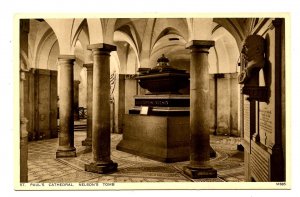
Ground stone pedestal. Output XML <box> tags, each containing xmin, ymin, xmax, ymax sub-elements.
<box><xmin>82</xmin><ymin>63</ymin><xmax>93</xmax><ymax>146</ymax></box>
<box><xmin>56</xmin><ymin>55</ymin><xmax>76</xmax><ymax>158</ymax></box>
<box><xmin>84</xmin><ymin>43</ymin><xmax>118</xmax><ymax>174</ymax></box>
<box><xmin>117</xmin><ymin>115</ymin><xmax>190</xmax><ymax>162</ymax></box>
<box><xmin>118</xmin><ymin>94</ymin><xmax>191</xmax><ymax>162</ymax></box>
<box><xmin>184</xmin><ymin>40</ymin><xmax>217</xmax><ymax>178</ymax></box>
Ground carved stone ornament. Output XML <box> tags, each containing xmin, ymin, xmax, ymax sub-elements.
<box><xmin>238</xmin><ymin>35</ymin><xmax>266</xmax><ymax>84</ymax></box>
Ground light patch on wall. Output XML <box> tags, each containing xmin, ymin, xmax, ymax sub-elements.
<box><xmin>209</xmin><ymin>26</ymin><xmax>239</xmax><ymax>74</ymax></box>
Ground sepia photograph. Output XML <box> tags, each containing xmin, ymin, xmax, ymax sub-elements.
<box><xmin>15</xmin><ymin>15</ymin><xmax>290</xmax><ymax>190</ymax></box>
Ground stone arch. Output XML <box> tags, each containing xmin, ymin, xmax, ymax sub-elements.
<box><xmin>185</xmin><ymin>18</ymin><xmax>214</xmax><ymax>40</ymax></box>
<box><xmin>114</xmin><ymin>30</ymin><xmax>140</xmax><ymax>71</ymax></box>
<box><xmin>186</xmin><ymin>18</ymin><xmax>193</xmax><ymax>41</ymax></box>
<box><xmin>149</xmin><ymin>44</ymin><xmax>189</xmax><ymax>71</ymax></box>
<box><xmin>151</xmin><ymin>27</ymin><xmax>186</xmax><ymax>52</ymax></box>
<box><xmin>139</xmin><ymin>18</ymin><xmax>189</xmax><ymax>68</ymax></box>
<box><xmin>151</xmin><ymin>33</ymin><xmax>186</xmax><ymax>56</ymax></box>
<box><xmin>104</xmin><ymin>18</ymin><xmax>117</xmax><ymax>44</ymax></box>
<box><xmin>151</xmin><ymin>19</ymin><xmax>188</xmax><ymax>48</ymax></box>
<box><xmin>74</xmin><ymin>40</ymin><xmax>84</xmax><ymax>81</ymax></box>
<box><xmin>86</xmin><ymin>18</ymin><xmax>104</xmax><ymax>44</ymax></box>
<box><xmin>47</xmin><ymin>41</ymin><xmax>59</xmax><ymax>70</ymax></box>
<box><xmin>44</xmin><ymin>19</ymin><xmax>77</xmax><ymax>55</ymax></box>
<box><xmin>34</xmin><ymin>27</ymin><xmax>59</xmax><ymax>70</ymax></box>
<box><xmin>116</xmin><ymin>23</ymin><xmax>142</xmax><ymax>53</ymax></box>
<box><xmin>154</xmin><ymin>27</ymin><xmax>185</xmax><ymax>43</ymax></box>
<box><xmin>149</xmin><ymin>20</ymin><xmax>189</xmax><ymax>70</ymax></box>
<box><xmin>209</xmin><ymin>24</ymin><xmax>240</xmax><ymax>74</ymax></box>
<box><xmin>70</xmin><ymin>19</ymin><xmax>89</xmax><ymax>47</ymax></box>
<box><xmin>213</xmin><ymin>18</ymin><xmax>245</xmax><ymax>51</ymax></box>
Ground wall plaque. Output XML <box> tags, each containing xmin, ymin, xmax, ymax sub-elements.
<box><xmin>259</xmin><ymin>103</ymin><xmax>274</xmax><ymax>146</ymax></box>
<box><xmin>243</xmin><ymin>96</ymin><xmax>251</xmax><ymax>143</ymax></box>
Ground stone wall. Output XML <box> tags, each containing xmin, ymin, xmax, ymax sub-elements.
<box><xmin>209</xmin><ymin>73</ymin><xmax>239</xmax><ymax>136</ymax></box>
<box><xmin>241</xmin><ymin>18</ymin><xmax>285</xmax><ymax>181</ymax></box>
<box><xmin>24</xmin><ymin>69</ymin><xmax>58</xmax><ymax>141</ymax></box>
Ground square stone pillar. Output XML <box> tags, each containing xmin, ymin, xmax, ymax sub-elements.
<box><xmin>183</xmin><ymin>40</ymin><xmax>217</xmax><ymax>178</ymax></box>
<box><xmin>73</xmin><ymin>80</ymin><xmax>81</xmax><ymax>121</ymax></box>
<box><xmin>20</xmin><ymin>70</ymin><xmax>28</xmax><ymax>182</ymax></box>
<box><xmin>50</xmin><ymin>71</ymin><xmax>58</xmax><ymax>138</ymax></box>
<box><xmin>84</xmin><ymin>43</ymin><xmax>118</xmax><ymax>174</ymax></box>
<box><xmin>117</xmin><ymin>74</ymin><xmax>125</xmax><ymax>133</ymax></box>
<box><xmin>82</xmin><ymin>63</ymin><xmax>93</xmax><ymax>146</ymax></box>
<box><xmin>56</xmin><ymin>55</ymin><xmax>76</xmax><ymax>158</ymax></box>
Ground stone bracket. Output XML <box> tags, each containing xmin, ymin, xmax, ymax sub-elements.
<box><xmin>241</xmin><ymin>86</ymin><xmax>270</xmax><ymax>103</ymax></box>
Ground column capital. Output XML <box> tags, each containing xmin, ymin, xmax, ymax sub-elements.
<box><xmin>87</xmin><ymin>43</ymin><xmax>117</xmax><ymax>52</ymax></box>
<box><xmin>186</xmin><ymin>40</ymin><xmax>215</xmax><ymax>49</ymax></box>
<box><xmin>58</xmin><ymin>55</ymin><xmax>76</xmax><ymax>65</ymax></box>
<box><xmin>58</xmin><ymin>55</ymin><xmax>76</xmax><ymax>60</ymax></box>
<box><xmin>83</xmin><ymin>63</ymin><xmax>93</xmax><ymax>71</ymax></box>
<box><xmin>58</xmin><ymin>55</ymin><xmax>75</xmax><ymax>66</ymax></box>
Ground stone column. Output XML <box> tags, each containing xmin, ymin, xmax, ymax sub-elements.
<box><xmin>82</xmin><ymin>63</ymin><xmax>93</xmax><ymax>146</ymax></box>
<box><xmin>184</xmin><ymin>40</ymin><xmax>217</xmax><ymax>178</ymax></box>
<box><xmin>73</xmin><ymin>80</ymin><xmax>81</xmax><ymax>120</ymax></box>
<box><xmin>85</xmin><ymin>44</ymin><xmax>118</xmax><ymax>173</ymax></box>
<box><xmin>20</xmin><ymin>70</ymin><xmax>28</xmax><ymax>182</ymax></box>
<box><xmin>56</xmin><ymin>55</ymin><xmax>76</xmax><ymax>158</ymax></box>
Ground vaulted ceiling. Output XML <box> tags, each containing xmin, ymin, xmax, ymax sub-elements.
<box><xmin>26</xmin><ymin>17</ymin><xmax>263</xmax><ymax>75</ymax></box>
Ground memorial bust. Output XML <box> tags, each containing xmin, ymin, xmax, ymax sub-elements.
<box><xmin>238</xmin><ymin>35</ymin><xmax>266</xmax><ymax>84</ymax></box>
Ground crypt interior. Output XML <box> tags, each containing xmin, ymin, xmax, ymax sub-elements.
<box><xmin>19</xmin><ymin>17</ymin><xmax>286</xmax><ymax>183</ymax></box>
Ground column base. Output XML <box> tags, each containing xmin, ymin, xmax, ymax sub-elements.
<box><xmin>82</xmin><ymin>138</ymin><xmax>92</xmax><ymax>146</ymax></box>
<box><xmin>56</xmin><ymin>147</ymin><xmax>76</xmax><ymax>158</ymax></box>
<box><xmin>210</xmin><ymin>146</ymin><xmax>217</xmax><ymax>158</ymax></box>
<box><xmin>85</xmin><ymin>162</ymin><xmax>118</xmax><ymax>174</ymax></box>
<box><xmin>183</xmin><ymin>165</ymin><xmax>217</xmax><ymax>179</ymax></box>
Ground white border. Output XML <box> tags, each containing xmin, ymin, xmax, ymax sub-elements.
<box><xmin>1</xmin><ymin>0</ymin><xmax>299</xmax><ymax>196</ymax></box>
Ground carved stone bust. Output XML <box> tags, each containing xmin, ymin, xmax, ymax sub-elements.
<box><xmin>238</xmin><ymin>35</ymin><xmax>266</xmax><ymax>84</ymax></box>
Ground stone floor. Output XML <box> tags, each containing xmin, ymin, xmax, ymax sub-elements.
<box><xmin>28</xmin><ymin>125</ymin><xmax>244</xmax><ymax>183</ymax></box>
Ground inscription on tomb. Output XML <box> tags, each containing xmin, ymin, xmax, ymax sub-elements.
<box><xmin>243</xmin><ymin>97</ymin><xmax>251</xmax><ymax>143</ymax></box>
<box><xmin>135</xmin><ymin>99</ymin><xmax>189</xmax><ymax>107</ymax></box>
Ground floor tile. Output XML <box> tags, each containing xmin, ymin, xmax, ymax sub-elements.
<box><xmin>27</xmin><ymin>130</ymin><xmax>245</xmax><ymax>183</ymax></box>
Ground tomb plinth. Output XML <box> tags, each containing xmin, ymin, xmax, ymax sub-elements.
<box><xmin>117</xmin><ymin>54</ymin><xmax>191</xmax><ymax>162</ymax></box>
